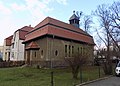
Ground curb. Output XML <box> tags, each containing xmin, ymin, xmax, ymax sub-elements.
<box><xmin>76</xmin><ymin>75</ymin><xmax>113</xmax><ymax>86</ymax></box>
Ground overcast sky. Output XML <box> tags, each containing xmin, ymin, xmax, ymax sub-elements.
<box><xmin>0</xmin><ymin>0</ymin><xmax>119</xmax><ymax>46</ymax></box>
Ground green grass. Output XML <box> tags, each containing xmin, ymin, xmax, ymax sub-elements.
<box><xmin>0</xmin><ymin>66</ymin><xmax>105</xmax><ymax>86</ymax></box>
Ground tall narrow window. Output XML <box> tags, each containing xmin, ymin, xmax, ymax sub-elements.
<box><xmin>41</xmin><ymin>50</ymin><xmax>43</xmax><ymax>56</ymax></box>
<box><xmin>65</xmin><ymin>45</ymin><xmax>67</xmax><ymax>57</ymax></box>
<box><xmin>72</xmin><ymin>46</ymin><xmax>74</xmax><ymax>56</ymax></box>
<box><xmin>78</xmin><ymin>47</ymin><xmax>79</xmax><ymax>54</ymax></box>
<box><xmin>81</xmin><ymin>47</ymin><xmax>82</xmax><ymax>55</ymax></box>
<box><xmin>83</xmin><ymin>47</ymin><xmax>85</xmax><ymax>55</ymax></box>
<box><xmin>35</xmin><ymin>51</ymin><xmax>36</xmax><ymax>57</ymax></box>
<box><xmin>41</xmin><ymin>50</ymin><xmax>43</xmax><ymax>59</ymax></box>
<box><xmin>55</xmin><ymin>50</ymin><xmax>58</xmax><ymax>56</ymax></box>
<box><xmin>69</xmin><ymin>45</ymin><xmax>71</xmax><ymax>57</ymax></box>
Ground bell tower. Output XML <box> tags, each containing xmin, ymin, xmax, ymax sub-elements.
<box><xmin>69</xmin><ymin>11</ymin><xmax>79</xmax><ymax>28</ymax></box>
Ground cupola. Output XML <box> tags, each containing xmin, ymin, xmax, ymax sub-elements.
<box><xmin>69</xmin><ymin>11</ymin><xmax>79</xmax><ymax>28</ymax></box>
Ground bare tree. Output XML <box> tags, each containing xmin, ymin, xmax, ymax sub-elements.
<box><xmin>82</xmin><ymin>15</ymin><xmax>93</xmax><ymax>33</ymax></box>
<box><xmin>65</xmin><ymin>53</ymin><xmax>88</xmax><ymax>79</ymax></box>
<box><xmin>94</xmin><ymin>1</ymin><xmax>120</xmax><ymax>75</ymax></box>
<box><xmin>96</xmin><ymin>2</ymin><xmax>120</xmax><ymax>51</ymax></box>
<box><xmin>109</xmin><ymin>1</ymin><xmax>120</xmax><ymax>52</ymax></box>
<box><xmin>94</xmin><ymin>4</ymin><xmax>113</xmax><ymax>75</ymax></box>
<box><xmin>76</xmin><ymin>11</ymin><xmax>93</xmax><ymax>33</ymax></box>
<box><xmin>110</xmin><ymin>2</ymin><xmax>120</xmax><ymax>29</ymax></box>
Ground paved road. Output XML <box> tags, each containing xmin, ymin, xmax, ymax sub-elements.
<box><xmin>83</xmin><ymin>76</ymin><xmax>120</xmax><ymax>86</ymax></box>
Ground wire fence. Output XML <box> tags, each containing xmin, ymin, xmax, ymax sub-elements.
<box><xmin>49</xmin><ymin>63</ymin><xmax>116</xmax><ymax>86</ymax></box>
<box><xmin>0</xmin><ymin>61</ymin><xmax>116</xmax><ymax>86</ymax></box>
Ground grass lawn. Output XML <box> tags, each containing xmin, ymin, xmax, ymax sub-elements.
<box><xmin>0</xmin><ymin>66</ymin><xmax>106</xmax><ymax>86</ymax></box>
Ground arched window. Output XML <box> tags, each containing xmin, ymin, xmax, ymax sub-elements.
<box><xmin>35</xmin><ymin>52</ymin><xmax>36</xmax><ymax>57</ymax></box>
<box><xmin>65</xmin><ymin>45</ymin><xmax>67</xmax><ymax>57</ymax></box>
<box><xmin>41</xmin><ymin>50</ymin><xmax>44</xmax><ymax>59</ymax></box>
<box><xmin>78</xmin><ymin>47</ymin><xmax>79</xmax><ymax>54</ymax></box>
<box><xmin>55</xmin><ymin>50</ymin><xmax>58</xmax><ymax>56</ymax></box>
<box><xmin>41</xmin><ymin>50</ymin><xmax>43</xmax><ymax>56</ymax></box>
<box><xmin>69</xmin><ymin>45</ymin><xmax>71</xmax><ymax>57</ymax></box>
<box><xmin>34</xmin><ymin>51</ymin><xmax>37</xmax><ymax>58</ymax></box>
<box><xmin>72</xmin><ymin>46</ymin><xmax>74</xmax><ymax>56</ymax></box>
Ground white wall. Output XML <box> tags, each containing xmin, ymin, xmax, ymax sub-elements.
<box><xmin>3</xmin><ymin>40</ymin><xmax>11</xmax><ymax>61</ymax></box>
<box><xmin>10</xmin><ymin>31</ymin><xmax>25</xmax><ymax>61</ymax></box>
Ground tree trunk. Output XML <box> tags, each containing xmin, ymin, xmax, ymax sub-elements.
<box><xmin>103</xmin><ymin>29</ymin><xmax>113</xmax><ymax>75</ymax></box>
<box><xmin>102</xmin><ymin>61</ymin><xmax>112</xmax><ymax>75</ymax></box>
<box><xmin>72</xmin><ymin>65</ymin><xmax>79</xmax><ymax>79</ymax></box>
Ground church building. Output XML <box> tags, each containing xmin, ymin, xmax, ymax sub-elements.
<box><xmin>23</xmin><ymin>12</ymin><xmax>95</xmax><ymax>67</ymax></box>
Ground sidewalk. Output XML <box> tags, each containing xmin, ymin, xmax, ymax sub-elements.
<box><xmin>76</xmin><ymin>75</ymin><xmax>113</xmax><ymax>86</ymax></box>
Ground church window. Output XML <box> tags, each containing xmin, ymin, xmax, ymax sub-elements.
<box><xmin>41</xmin><ymin>50</ymin><xmax>44</xmax><ymax>59</ymax></box>
<box><xmin>65</xmin><ymin>45</ymin><xmax>67</xmax><ymax>57</ymax></box>
<box><xmin>72</xmin><ymin>46</ymin><xmax>74</xmax><ymax>56</ymax></box>
<box><xmin>41</xmin><ymin>50</ymin><xmax>43</xmax><ymax>56</ymax></box>
<box><xmin>78</xmin><ymin>47</ymin><xmax>79</xmax><ymax>54</ymax></box>
<box><xmin>55</xmin><ymin>50</ymin><xmax>58</xmax><ymax>56</ymax></box>
<box><xmin>81</xmin><ymin>47</ymin><xmax>82</xmax><ymax>54</ymax></box>
<box><xmin>69</xmin><ymin>45</ymin><xmax>71</xmax><ymax>57</ymax></box>
<box><xmin>35</xmin><ymin>51</ymin><xmax>37</xmax><ymax>57</ymax></box>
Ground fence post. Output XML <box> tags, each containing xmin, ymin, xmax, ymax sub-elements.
<box><xmin>98</xmin><ymin>65</ymin><xmax>100</xmax><ymax>78</ymax></box>
<box><xmin>51</xmin><ymin>71</ymin><xmax>54</xmax><ymax>86</ymax></box>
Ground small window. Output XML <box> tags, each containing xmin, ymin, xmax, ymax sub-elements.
<box><xmin>69</xmin><ymin>45</ymin><xmax>71</xmax><ymax>57</ymax></box>
<box><xmin>65</xmin><ymin>45</ymin><xmax>67</xmax><ymax>57</ymax></box>
<box><xmin>83</xmin><ymin>47</ymin><xmax>85</xmax><ymax>55</ymax></box>
<box><xmin>81</xmin><ymin>47</ymin><xmax>82</xmax><ymax>54</ymax></box>
<box><xmin>55</xmin><ymin>50</ymin><xmax>58</xmax><ymax>56</ymax></box>
<box><xmin>35</xmin><ymin>51</ymin><xmax>36</xmax><ymax>57</ymax></box>
<box><xmin>78</xmin><ymin>47</ymin><xmax>79</xmax><ymax>53</ymax></box>
<box><xmin>72</xmin><ymin>46</ymin><xmax>74</xmax><ymax>56</ymax></box>
<box><xmin>65</xmin><ymin>45</ymin><xmax>67</xmax><ymax>53</ymax></box>
<box><xmin>41</xmin><ymin>50</ymin><xmax>43</xmax><ymax>56</ymax></box>
<box><xmin>72</xmin><ymin>46</ymin><xmax>74</xmax><ymax>53</ymax></box>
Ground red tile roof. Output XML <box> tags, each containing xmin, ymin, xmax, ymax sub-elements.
<box><xmin>5</xmin><ymin>35</ymin><xmax>13</xmax><ymax>46</ymax></box>
<box><xmin>19</xmin><ymin>26</ymin><xmax>34</xmax><ymax>40</ymax></box>
<box><xmin>25</xmin><ymin>41</ymin><xmax>40</xmax><ymax>50</ymax></box>
<box><xmin>24</xmin><ymin>17</ymin><xmax>95</xmax><ymax>45</ymax></box>
<box><xmin>20</xmin><ymin>26</ymin><xmax>34</xmax><ymax>32</ymax></box>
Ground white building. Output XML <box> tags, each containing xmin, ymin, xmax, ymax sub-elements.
<box><xmin>3</xmin><ymin>35</ymin><xmax>13</xmax><ymax>61</ymax></box>
<box><xmin>10</xmin><ymin>26</ymin><xmax>33</xmax><ymax>61</ymax></box>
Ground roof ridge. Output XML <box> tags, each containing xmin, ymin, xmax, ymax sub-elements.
<box><xmin>33</xmin><ymin>17</ymin><xmax>90</xmax><ymax>36</ymax></box>
<box><xmin>5</xmin><ymin>35</ymin><xmax>13</xmax><ymax>40</ymax></box>
<box><xmin>24</xmin><ymin>17</ymin><xmax>94</xmax><ymax>45</ymax></box>
<box><xmin>46</xmin><ymin>17</ymin><xmax>91</xmax><ymax>36</ymax></box>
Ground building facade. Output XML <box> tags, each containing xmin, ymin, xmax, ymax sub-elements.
<box><xmin>10</xmin><ymin>26</ymin><xmax>33</xmax><ymax>61</ymax></box>
<box><xmin>23</xmin><ymin>13</ymin><xmax>95</xmax><ymax>67</ymax></box>
<box><xmin>3</xmin><ymin>35</ymin><xmax>13</xmax><ymax>61</ymax></box>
